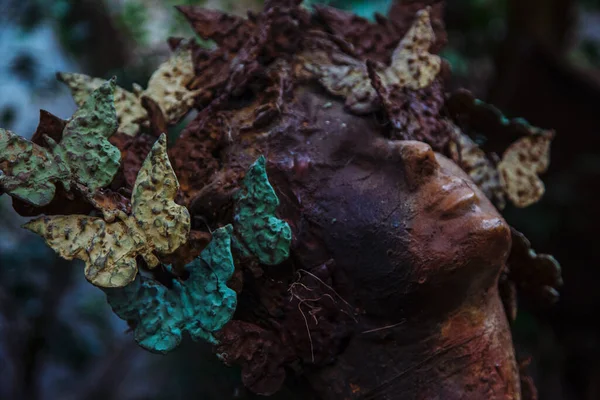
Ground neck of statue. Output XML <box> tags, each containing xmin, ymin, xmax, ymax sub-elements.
<box><xmin>302</xmin><ymin>287</ymin><xmax>521</xmax><ymax>400</ymax></box>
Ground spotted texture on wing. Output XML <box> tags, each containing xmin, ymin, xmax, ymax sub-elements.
<box><xmin>58</xmin><ymin>49</ymin><xmax>198</xmax><ymax>137</ymax></box>
<box><xmin>57</xmin><ymin>72</ymin><xmax>146</xmax><ymax>137</ymax></box>
<box><xmin>233</xmin><ymin>156</ymin><xmax>292</xmax><ymax>265</ymax></box>
<box><xmin>0</xmin><ymin>80</ymin><xmax>120</xmax><ymax>206</ymax></box>
<box><xmin>498</xmin><ymin>133</ymin><xmax>553</xmax><ymax>208</ymax></box>
<box><xmin>23</xmin><ymin>134</ymin><xmax>190</xmax><ymax>288</ymax></box>
<box><xmin>301</xmin><ymin>9</ymin><xmax>440</xmax><ymax>115</ymax></box>
<box><xmin>104</xmin><ymin>225</ymin><xmax>237</xmax><ymax>353</ymax></box>
<box><xmin>23</xmin><ymin>215</ymin><xmax>139</xmax><ymax>287</ymax></box>
<box><xmin>143</xmin><ymin>49</ymin><xmax>198</xmax><ymax>125</ymax></box>
<box><xmin>131</xmin><ymin>134</ymin><xmax>190</xmax><ymax>259</ymax></box>
<box><xmin>382</xmin><ymin>8</ymin><xmax>441</xmax><ymax>90</ymax></box>
<box><xmin>0</xmin><ymin>129</ymin><xmax>67</xmax><ymax>206</ymax></box>
<box><xmin>447</xmin><ymin>126</ymin><xmax>506</xmax><ymax>209</ymax></box>
<box><xmin>446</xmin><ymin>89</ymin><xmax>555</xmax><ymax>208</ymax></box>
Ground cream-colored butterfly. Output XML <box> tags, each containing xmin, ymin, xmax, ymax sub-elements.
<box><xmin>57</xmin><ymin>49</ymin><xmax>199</xmax><ymax>137</ymax></box>
<box><xmin>24</xmin><ymin>134</ymin><xmax>190</xmax><ymax>288</ymax></box>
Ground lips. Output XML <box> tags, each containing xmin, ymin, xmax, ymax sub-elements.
<box><xmin>439</xmin><ymin>189</ymin><xmax>478</xmax><ymax>217</ymax></box>
<box><xmin>425</xmin><ymin>179</ymin><xmax>480</xmax><ymax>217</ymax></box>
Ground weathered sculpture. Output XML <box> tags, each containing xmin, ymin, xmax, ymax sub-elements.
<box><xmin>0</xmin><ymin>1</ymin><xmax>562</xmax><ymax>399</ymax></box>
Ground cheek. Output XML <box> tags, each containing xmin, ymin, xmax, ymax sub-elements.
<box><xmin>302</xmin><ymin>168</ymin><xmax>418</xmax><ymax>316</ymax></box>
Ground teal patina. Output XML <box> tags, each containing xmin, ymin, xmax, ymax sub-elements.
<box><xmin>233</xmin><ymin>155</ymin><xmax>292</xmax><ymax>266</ymax></box>
<box><xmin>104</xmin><ymin>225</ymin><xmax>237</xmax><ymax>354</ymax></box>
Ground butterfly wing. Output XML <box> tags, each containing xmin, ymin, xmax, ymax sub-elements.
<box><xmin>24</xmin><ymin>215</ymin><xmax>139</xmax><ymax>288</ymax></box>
<box><xmin>57</xmin><ymin>72</ymin><xmax>147</xmax><ymax>137</ymax></box>
<box><xmin>143</xmin><ymin>49</ymin><xmax>197</xmax><ymax>124</ymax></box>
<box><xmin>56</xmin><ymin>79</ymin><xmax>122</xmax><ymax>192</ymax></box>
<box><xmin>0</xmin><ymin>128</ymin><xmax>66</xmax><ymax>206</ymax></box>
<box><xmin>104</xmin><ymin>225</ymin><xmax>236</xmax><ymax>353</ymax></box>
<box><xmin>131</xmin><ymin>134</ymin><xmax>190</xmax><ymax>265</ymax></box>
<box><xmin>387</xmin><ymin>9</ymin><xmax>440</xmax><ymax>90</ymax></box>
<box><xmin>233</xmin><ymin>156</ymin><xmax>292</xmax><ymax>265</ymax></box>
<box><xmin>498</xmin><ymin>133</ymin><xmax>553</xmax><ymax>208</ymax></box>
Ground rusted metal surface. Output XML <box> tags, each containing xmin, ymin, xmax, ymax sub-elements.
<box><xmin>2</xmin><ymin>0</ymin><xmax>564</xmax><ymax>398</ymax></box>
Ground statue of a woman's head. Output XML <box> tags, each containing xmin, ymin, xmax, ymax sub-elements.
<box><xmin>203</xmin><ymin>79</ymin><xmax>517</xmax><ymax>399</ymax></box>
<box><xmin>4</xmin><ymin>1</ymin><xmax>561</xmax><ymax>399</ymax></box>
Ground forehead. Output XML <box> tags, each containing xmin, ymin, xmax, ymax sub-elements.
<box><xmin>268</xmin><ymin>86</ymin><xmax>387</xmax><ymax>166</ymax></box>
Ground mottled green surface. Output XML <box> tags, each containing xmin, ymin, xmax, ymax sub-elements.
<box><xmin>104</xmin><ymin>225</ymin><xmax>237</xmax><ymax>353</ymax></box>
<box><xmin>233</xmin><ymin>156</ymin><xmax>292</xmax><ymax>265</ymax></box>
<box><xmin>0</xmin><ymin>79</ymin><xmax>120</xmax><ymax>206</ymax></box>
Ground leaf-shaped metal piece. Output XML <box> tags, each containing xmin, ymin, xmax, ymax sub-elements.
<box><xmin>301</xmin><ymin>9</ymin><xmax>440</xmax><ymax>114</ymax></box>
<box><xmin>24</xmin><ymin>134</ymin><xmax>191</xmax><ymax>288</ymax></box>
<box><xmin>23</xmin><ymin>215</ymin><xmax>140</xmax><ymax>288</ymax></box>
<box><xmin>143</xmin><ymin>48</ymin><xmax>198</xmax><ymax>124</ymax></box>
<box><xmin>233</xmin><ymin>156</ymin><xmax>292</xmax><ymax>265</ymax></box>
<box><xmin>104</xmin><ymin>225</ymin><xmax>237</xmax><ymax>353</ymax></box>
<box><xmin>58</xmin><ymin>49</ymin><xmax>198</xmax><ymax>137</ymax></box>
<box><xmin>0</xmin><ymin>79</ymin><xmax>120</xmax><ymax>206</ymax></box>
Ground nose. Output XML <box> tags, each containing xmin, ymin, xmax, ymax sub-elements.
<box><xmin>396</xmin><ymin>141</ymin><xmax>440</xmax><ymax>189</ymax></box>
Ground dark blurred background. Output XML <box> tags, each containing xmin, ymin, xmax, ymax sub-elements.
<box><xmin>0</xmin><ymin>0</ymin><xmax>599</xmax><ymax>399</ymax></box>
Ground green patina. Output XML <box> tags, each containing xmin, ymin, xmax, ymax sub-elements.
<box><xmin>472</xmin><ymin>98</ymin><xmax>545</xmax><ymax>135</ymax></box>
<box><xmin>104</xmin><ymin>225</ymin><xmax>237</xmax><ymax>354</ymax></box>
<box><xmin>233</xmin><ymin>156</ymin><xmax>292</xmax><ymax>266</ymax></box>
<box><xmin>0</xmin><ymin>78</ymin><xmax>120</xmax><ymax>206</ymax></box>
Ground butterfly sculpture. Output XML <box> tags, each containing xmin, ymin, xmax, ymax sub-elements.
<box><xmin>57</xmin><ymin>49</ymin><xmax>199</xmax><ymax>137</ymax></box>
<box><xmin>301</xmin><ymin>9</ymin><xmax>440</xmax><ymax>114</ymax></box>
<box><xmin>104</xmin><ymin>224</ymin><xmax>237</xmax><ymax>353</ymax></box>
<box><xmin>0</xmin><ymin>79</ymin><xmax>120</xmax><ymax>207</ymax></box>
<box><xmin>233</xmin><ymin>155</ymin><xmax>292</xmax><ymax>266</ymax></box>
<box><xmin>24</xmin><ymin>134</ymin><xmax>191</xmax><ymax>288</ymax></box>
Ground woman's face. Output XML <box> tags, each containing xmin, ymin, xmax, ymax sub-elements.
<box><xmin>286</xmin><ymin>135</ymin><xmax>511</xmax><ymax>319</ymax></box>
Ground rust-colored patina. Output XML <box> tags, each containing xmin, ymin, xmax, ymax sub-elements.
<box><xmin>163</xmin><ymin>1</ymin><xmax>558</xmax><ymax>398</ymax></box>
<box><xmin>3</xmin><ymin>0</ymin><xmax>561</xmax><ymax>398</ymax></box>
